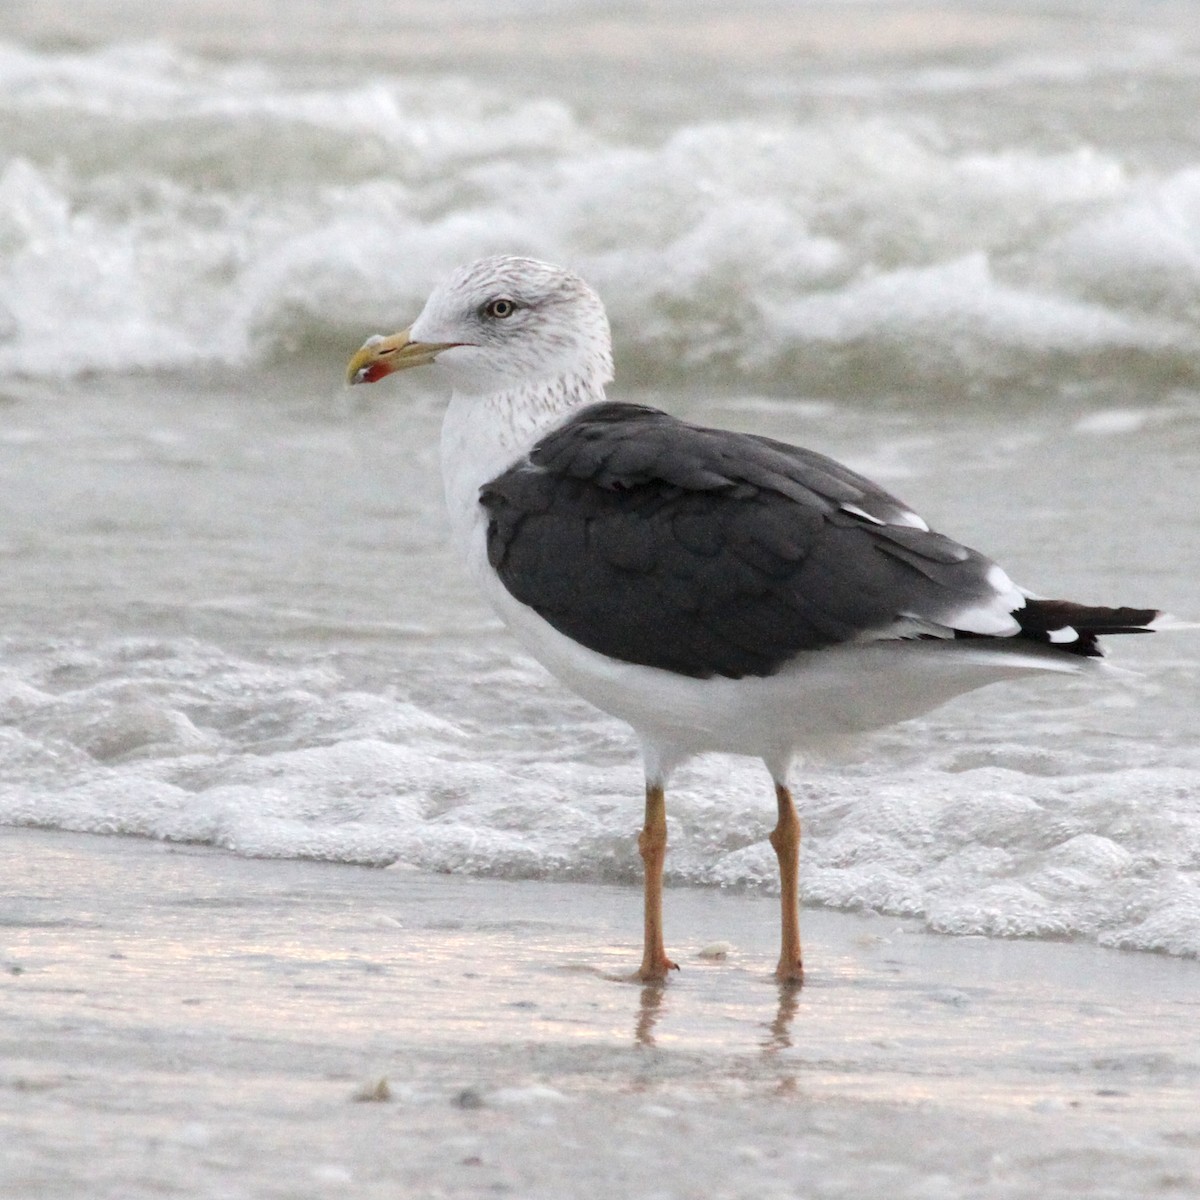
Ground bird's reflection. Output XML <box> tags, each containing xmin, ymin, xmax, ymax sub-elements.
<box><xmin>762</xmin><ymin>980</ymin><xmax>802</xmax><ymax>1052</ymax></box>
<box><xmin>634</xmin><ymin>982</ymin><xmax>668</xmax><ymax>1047</ymax></box>
<box><xmin>631</xmin><ymin>975</ymin><xmax>804</xmax><ymax>1050</ymax></box>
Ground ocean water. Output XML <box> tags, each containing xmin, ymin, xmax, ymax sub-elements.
<box><xmin>2</xmin><ymin>2</ymin><xmax>1199</xmax><ymax>958</ymax></box>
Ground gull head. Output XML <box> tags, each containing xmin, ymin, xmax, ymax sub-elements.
<box><xmin>346</xmin><ymin>256</ymin><xmax>614</xmax><ymax>397</ymax></box>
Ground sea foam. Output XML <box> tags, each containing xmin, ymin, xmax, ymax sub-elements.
<box><xmin>2</xmin><ymin>42</ymin><xmax>1199</xmax><ymax>399</ymax></box>
<box><xmin>2</xmin><ymin>636</ymin><xmax>1198</xmax><ymax>959</ymax></box>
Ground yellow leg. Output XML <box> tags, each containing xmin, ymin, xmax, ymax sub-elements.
<box><xmin>769</xmin><ymin>782</ymin><xmax>804</xmax><ymax>986</ymax></box>
<box><xmin>636</xmin><ymin>783</ymin><xmax>678</xmax><ymax>982</ymax></box>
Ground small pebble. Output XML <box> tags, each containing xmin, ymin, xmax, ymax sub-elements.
<box><xmin>352</xmin><ymin>1078</ymin><xmax>392</xmax><ymax>1103</ymax></box>
<box><xmin>454</xmin><ymin>1088</ymin><xmax>486</xmax><ymax>1109</ymax></box>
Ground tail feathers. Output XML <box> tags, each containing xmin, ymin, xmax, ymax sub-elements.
<box><xmin>1012</xmin><ymin>599</ymin><xmax>1162</xmax><ymax>658</ymax></box>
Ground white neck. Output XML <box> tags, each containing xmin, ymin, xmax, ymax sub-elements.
<box><xmin>439</xmin><ymin>370</ymin><xmax>606</xmax><ymax>558</ymax></box>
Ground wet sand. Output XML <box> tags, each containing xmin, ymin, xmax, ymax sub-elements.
<box><xmin>3</xmin><ymin>826</ymin><xmax>1198</xmax><ymax>1198</ymax></box>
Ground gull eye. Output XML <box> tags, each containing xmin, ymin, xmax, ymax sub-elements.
<box><xmin>483</xmin><ymin>297</ymin><xmax>517</xmax><ymax>320</ymax></box>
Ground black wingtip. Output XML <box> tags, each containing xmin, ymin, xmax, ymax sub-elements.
<box><xmin>1014</xmin><ymin>600</ymin><xmax>1162</xmax><ymax>658</ymax></box>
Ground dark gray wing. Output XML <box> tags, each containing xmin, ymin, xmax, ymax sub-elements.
<box><xmin>480</xmin><ymin>402</ymin><xmax>1019</xmax><ymax>679</ymax></box>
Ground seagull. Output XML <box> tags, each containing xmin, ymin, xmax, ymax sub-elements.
<box><xmin>346</xmin><ymin>255</ymin><xmax>1163</xmax><ymax>985</ymax></box>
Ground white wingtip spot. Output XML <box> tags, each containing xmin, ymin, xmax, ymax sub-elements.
<box><xmin>1047</xmin><ymin>626</ymin><xmax>1078</xmax><ymax>643</ymax></box>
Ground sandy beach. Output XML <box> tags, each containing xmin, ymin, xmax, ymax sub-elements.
<box><xmin>3</xmin><ymin>826</ymin><xmax>1198</xmax><ymax>1198</ymax></box>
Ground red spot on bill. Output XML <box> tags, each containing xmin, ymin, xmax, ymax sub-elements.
<box><xmin>359</xmin><ymin>361</ymin><xmax>393</xmax><ymax>384</ymax></box>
